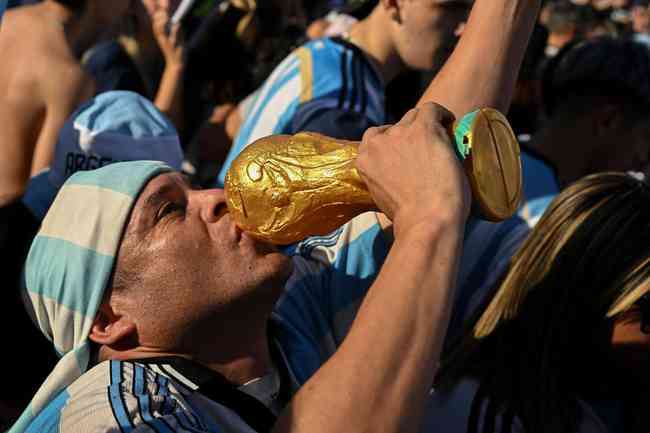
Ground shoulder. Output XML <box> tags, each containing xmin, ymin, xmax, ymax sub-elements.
<box><xmin>290</xmin><ymin>38</ymin><xmax>385</xmax><ymax>134</ymax></box>
<box><xmin>28</xmin><ymin>360</ymin><xmax>204</xmax><ymax>433</ymax></box>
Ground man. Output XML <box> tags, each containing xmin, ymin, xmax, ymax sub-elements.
<box><xmin>518</xmin><ymin>37</ymin><xmax>650</xmax><ymax>226</ymax></box>
<box><xmin>0</xmin><ymin>90</ymin><xmax>184</xmax><ymax>422</ymax></box>
<box><xmin>215</xmin><ymin>0</ymin><xmax>473</xmax><ymax>186</ymax></box>
<box><xmin>631</xmin><ymin>0</ymin><xmax>650</xmax><ymax>36</ymax></box>
<box><xmin>14</xmin><ymin>103</ymin><xmax>470</xmax><ymax>433</ymax></box>
<box><xmin>0</xmin><ymin>0</ymin><xmax>130</xmax><ymax>207</ymax></box>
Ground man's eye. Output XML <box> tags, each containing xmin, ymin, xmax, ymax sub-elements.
<box><xmin>157</xmin><ymin>202</ymin><xmax>184</xmax><ymax>221</ymax></box>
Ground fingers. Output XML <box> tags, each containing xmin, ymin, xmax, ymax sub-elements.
<box><xmin>394</xmin><ymin>108</ymin><xmax>419</xmax><ymax>128</ymax></box>
<box><xmin>416</xmin><ymin>103</ymin><xmax>455</xmax><ymax>129</ymax></box>
<box><xmin>152</xmin><ymin>7</ymin><xmax>170</xmax><ymax>36</ymax></box>
<box><xmin>361</xmin><ymin>103</ymin><xmax>455</xmax><ymax>146</ymax></box>
<box><xmin>169</xmin><ymin>22</ymin><xmax>182</xmax><ymax>45</ymax></box>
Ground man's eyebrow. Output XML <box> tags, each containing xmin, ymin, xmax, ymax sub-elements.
<box><xmin>144</xmin><ymin>184</ymin><xmax>177</xmax><ymax>210</ymax></box>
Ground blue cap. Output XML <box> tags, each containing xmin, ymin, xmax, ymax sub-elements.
<box><xmin>22</xmin><ymin>91</ymin><xmax>183</xmax><ymax>220</ymax></box>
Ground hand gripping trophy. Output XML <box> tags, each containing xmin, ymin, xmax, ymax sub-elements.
<box><xmin>224</xmin><ymin>108</ymin><xmax>522</xmax><ymax>245</ymax></box>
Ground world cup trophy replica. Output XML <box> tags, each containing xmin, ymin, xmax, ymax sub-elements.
<box><xmin>224</xmin><ymin>108</ymin><xmax>522</xmax><ymax>245</ymax></box>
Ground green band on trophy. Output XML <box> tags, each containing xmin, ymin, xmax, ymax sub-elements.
<box><xmin>453</xmin><ymin>110</ymin><xmax>478</xmax><ymax>161</ymax></box>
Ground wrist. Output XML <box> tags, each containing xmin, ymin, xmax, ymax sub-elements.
<box><xmin>165</xmin><ymin>60</ymin><xmax>185</xmax><ymax>73</ymax></box>
<box><xmin>393</xmin><ymin>207</ymin><xmax>467</xmax><ymax>242</ymax></box>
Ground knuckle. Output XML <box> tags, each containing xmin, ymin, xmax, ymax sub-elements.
<box><xmin>362</xmin><ymin>127</ymin><xmax>378</xmax><ymax>141</ymax></box>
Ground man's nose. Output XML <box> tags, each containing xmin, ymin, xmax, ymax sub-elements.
<box><xmin>191</xmin><ymin>188</ymin><xmax>228</xmax><ymax>223</ymax></box>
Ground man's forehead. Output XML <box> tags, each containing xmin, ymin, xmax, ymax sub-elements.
<box><xmin>135</xmin><ymin>172</ymin><xmax>187</xmax><ymax>208</ymax></box>
<box><xmin>141</xmin><ymin>171</ymin><xmax>180</xmax><ymax>193</ymax></box>
<box><xmin>124</xmin><ymin>171</ymin><xmax>187</xmax><ymax>233</ymax></box>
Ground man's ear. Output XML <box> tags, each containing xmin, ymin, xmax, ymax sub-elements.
<box><xmin>380</xmin><ymin>0</ymin><xmax>402</xmax><ymax>23</ymax></box>
<box><xmin>89</xmin><ymin>302</ymin><xmax>136</xmax><ymax>346</ymax></box>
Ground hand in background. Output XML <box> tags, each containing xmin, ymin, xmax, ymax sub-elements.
<box><xmin>152</xmin><ymin>5</ymin><xmax>185</xmax><ymax>68</ymax></box>
<box><xmin>230</xmin><ymin>0</ymin><xmax>256</xmax><ymax>12</ymax></box>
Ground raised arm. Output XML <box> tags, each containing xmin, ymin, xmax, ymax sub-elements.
<box><xmin>273</xmin><ymin>104</ymin><xmax>470</xmax><ymax>433</ymax></box>
<box><xmin>419</xmin><ymin>0</ymin><xmax>541</xmax><ymax>116</ymax></box>
<box><xmin>152</xmin><ymin>7</ymin><xmax>185</xmax><ymax>131</ymax></box>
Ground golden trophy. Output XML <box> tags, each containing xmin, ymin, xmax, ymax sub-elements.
<box><xmin>224</xmin><ymin>108</ymin><xmax>522</xmax><ymax>245</ymax></box>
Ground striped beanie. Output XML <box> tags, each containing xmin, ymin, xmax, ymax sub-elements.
<box><xmin>10</xmin><ymin>160</ymin><xmax>173</xmax><ymax>433</ymax></box>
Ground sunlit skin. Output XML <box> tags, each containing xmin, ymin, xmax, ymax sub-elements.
<box><xmin>346</xmin><ymin>0</ymin><xmax>472</xmax><ymax>84</ymax></box>
<box><xmin>0</xmin><ymin>0</ymin><xmax>131</xmax><ymax>205</ymax></box>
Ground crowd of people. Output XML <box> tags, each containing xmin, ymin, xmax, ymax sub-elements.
<box><xmin>1</xmin><ymin>0</ymin><xmax>650</xmax><ymax>432</ymax></box>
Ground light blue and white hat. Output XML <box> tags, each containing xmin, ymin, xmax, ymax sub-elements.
<box><xmin>0</xmin><ymin>0</ymin><xmax>7</xmax><ymax>24</ymax></box>
<box><xmin>10</xmin><ymin>161</ymin><xmax>173</xmax><ymax>433</ymax></box>
<box><xmin>22</xmin><ymin>91</ymin><xmax>183</xmax><ymax>220</ymax></box>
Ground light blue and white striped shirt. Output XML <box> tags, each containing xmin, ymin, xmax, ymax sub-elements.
<box><xmin>216</xmin><ymin>37</ymin><xmax>386</xmax><ymax>187</ymax></box>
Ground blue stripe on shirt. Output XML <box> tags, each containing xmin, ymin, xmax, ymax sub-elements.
<box><xmin>109</xmin><ymin>360</ymin><xmax>134</xmax><ymax>433</ymax></box>
<box><xmin>134</xmin><ymin>364</ymin><xmax>177</xmax><ymax>433</ymax></box>
<box><xmin>25</xmin><ymin>390</ymin><xmax>69</xmax><ymax>433</ymax></box>
<box><xmin>217</xmin><ymin>68</ymin><xmax>301</xmax><ymax>186</ymax></box>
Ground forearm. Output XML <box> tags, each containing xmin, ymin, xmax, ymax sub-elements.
<box><xmin>418</xmin><ymin>0</ymin><xmax>541</xmax><ymax>116</ymax></box>
<box><xmin>154</xmin><ymin>63</ymin><xmax>185</xmax><ymax>131</ymax></box>
<box><xmin>273</xmin><ymin>216</ymin><xmax>465</xmax><ymax>433</ymax></box>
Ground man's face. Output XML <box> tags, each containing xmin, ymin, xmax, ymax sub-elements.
<box><xmin>112</xmin><ymin>172</ymin><xmax>292</xmax><ymax>350</ymax></box>
<box><xmin>632</xmin><ymin>5</ymin><xmax>650</xmax><ymax>33</ymax></box>
<box><xmin>392</xmin><ymin>0</ymin><xmax>472</xmax><ymax>71</ymax></box>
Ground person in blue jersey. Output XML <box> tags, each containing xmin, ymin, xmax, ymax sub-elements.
<box><xmin>217</xmin><ymin>0</ymin><xmax>535</xmax><ymax>186</ymax></box>
<box><xmin>517</xmin><ymin>37</ymin><xmax>650</xmax><ymax>227</ymax></box>
<box><xmin>216</xmin><ymin>0</ymin><xmax>542</xmax><ymax>343</ymax></box>
<box><xmin>12</xmin><ymin>103</ymin><xmax>471</xmax><ymax>433</ymax></box>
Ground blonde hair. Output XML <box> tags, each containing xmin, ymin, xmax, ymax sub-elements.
<box><xmin>475</xmin><ymin>172</ymin><xmax>650</xmax><ymax>339</ymax></box>
<box><xmin>438</xmin><ymin>172</ymin><xmax>650</xmax><ymax>433</ymax></box>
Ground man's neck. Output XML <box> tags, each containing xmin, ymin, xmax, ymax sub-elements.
<box><xmin>197</xmin><ymin>327</ymin><xmax>275</xmax><ymax>385</ymax></box>
<box><xmin>102</xmin><ymin>316</ymin><xmax>275</xmax><ymax>386</ymax></box>
<box><xmin>346</xmin><ymin>10</ymin><xmax>405</xmax><ymax>85</ymax></box>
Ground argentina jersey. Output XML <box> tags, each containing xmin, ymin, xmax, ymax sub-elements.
<box><xmin>271</xmin><ymin>210</ymin><xmax>529</xmax><ymax>387</ymax></box>
<box><xmin>517</xmin><ymin>148</ymin><xmax>560</xmax><ymax>227</ymax></box>
<box><xmin>216</xmin><ymin>37</ymin><xmax>386</xmax><ymax>187</ymax></box>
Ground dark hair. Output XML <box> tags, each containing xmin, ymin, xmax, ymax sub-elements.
<box><xmin>545</xmin><ymin>0</ymin><xmax>580</xmax><ymax>33</ymax></box>
<box><xmin>541</xmin><ymin>36</ymin><xmax>650</xmax><ymax>118</ymax></box>
<box><xmin>51</xmin><ymin>0</ymin><xmax>87</xmax><ymax>11</ymax></box>
<box><xmin>343</xmin><ymin>0</ymin><xmax>379</xmax><ymax>19</ymax></box>
<box><xmin>438</xmin><ymin>172</ymin><xmax>650</xmax><ymax>433</ymax></box>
